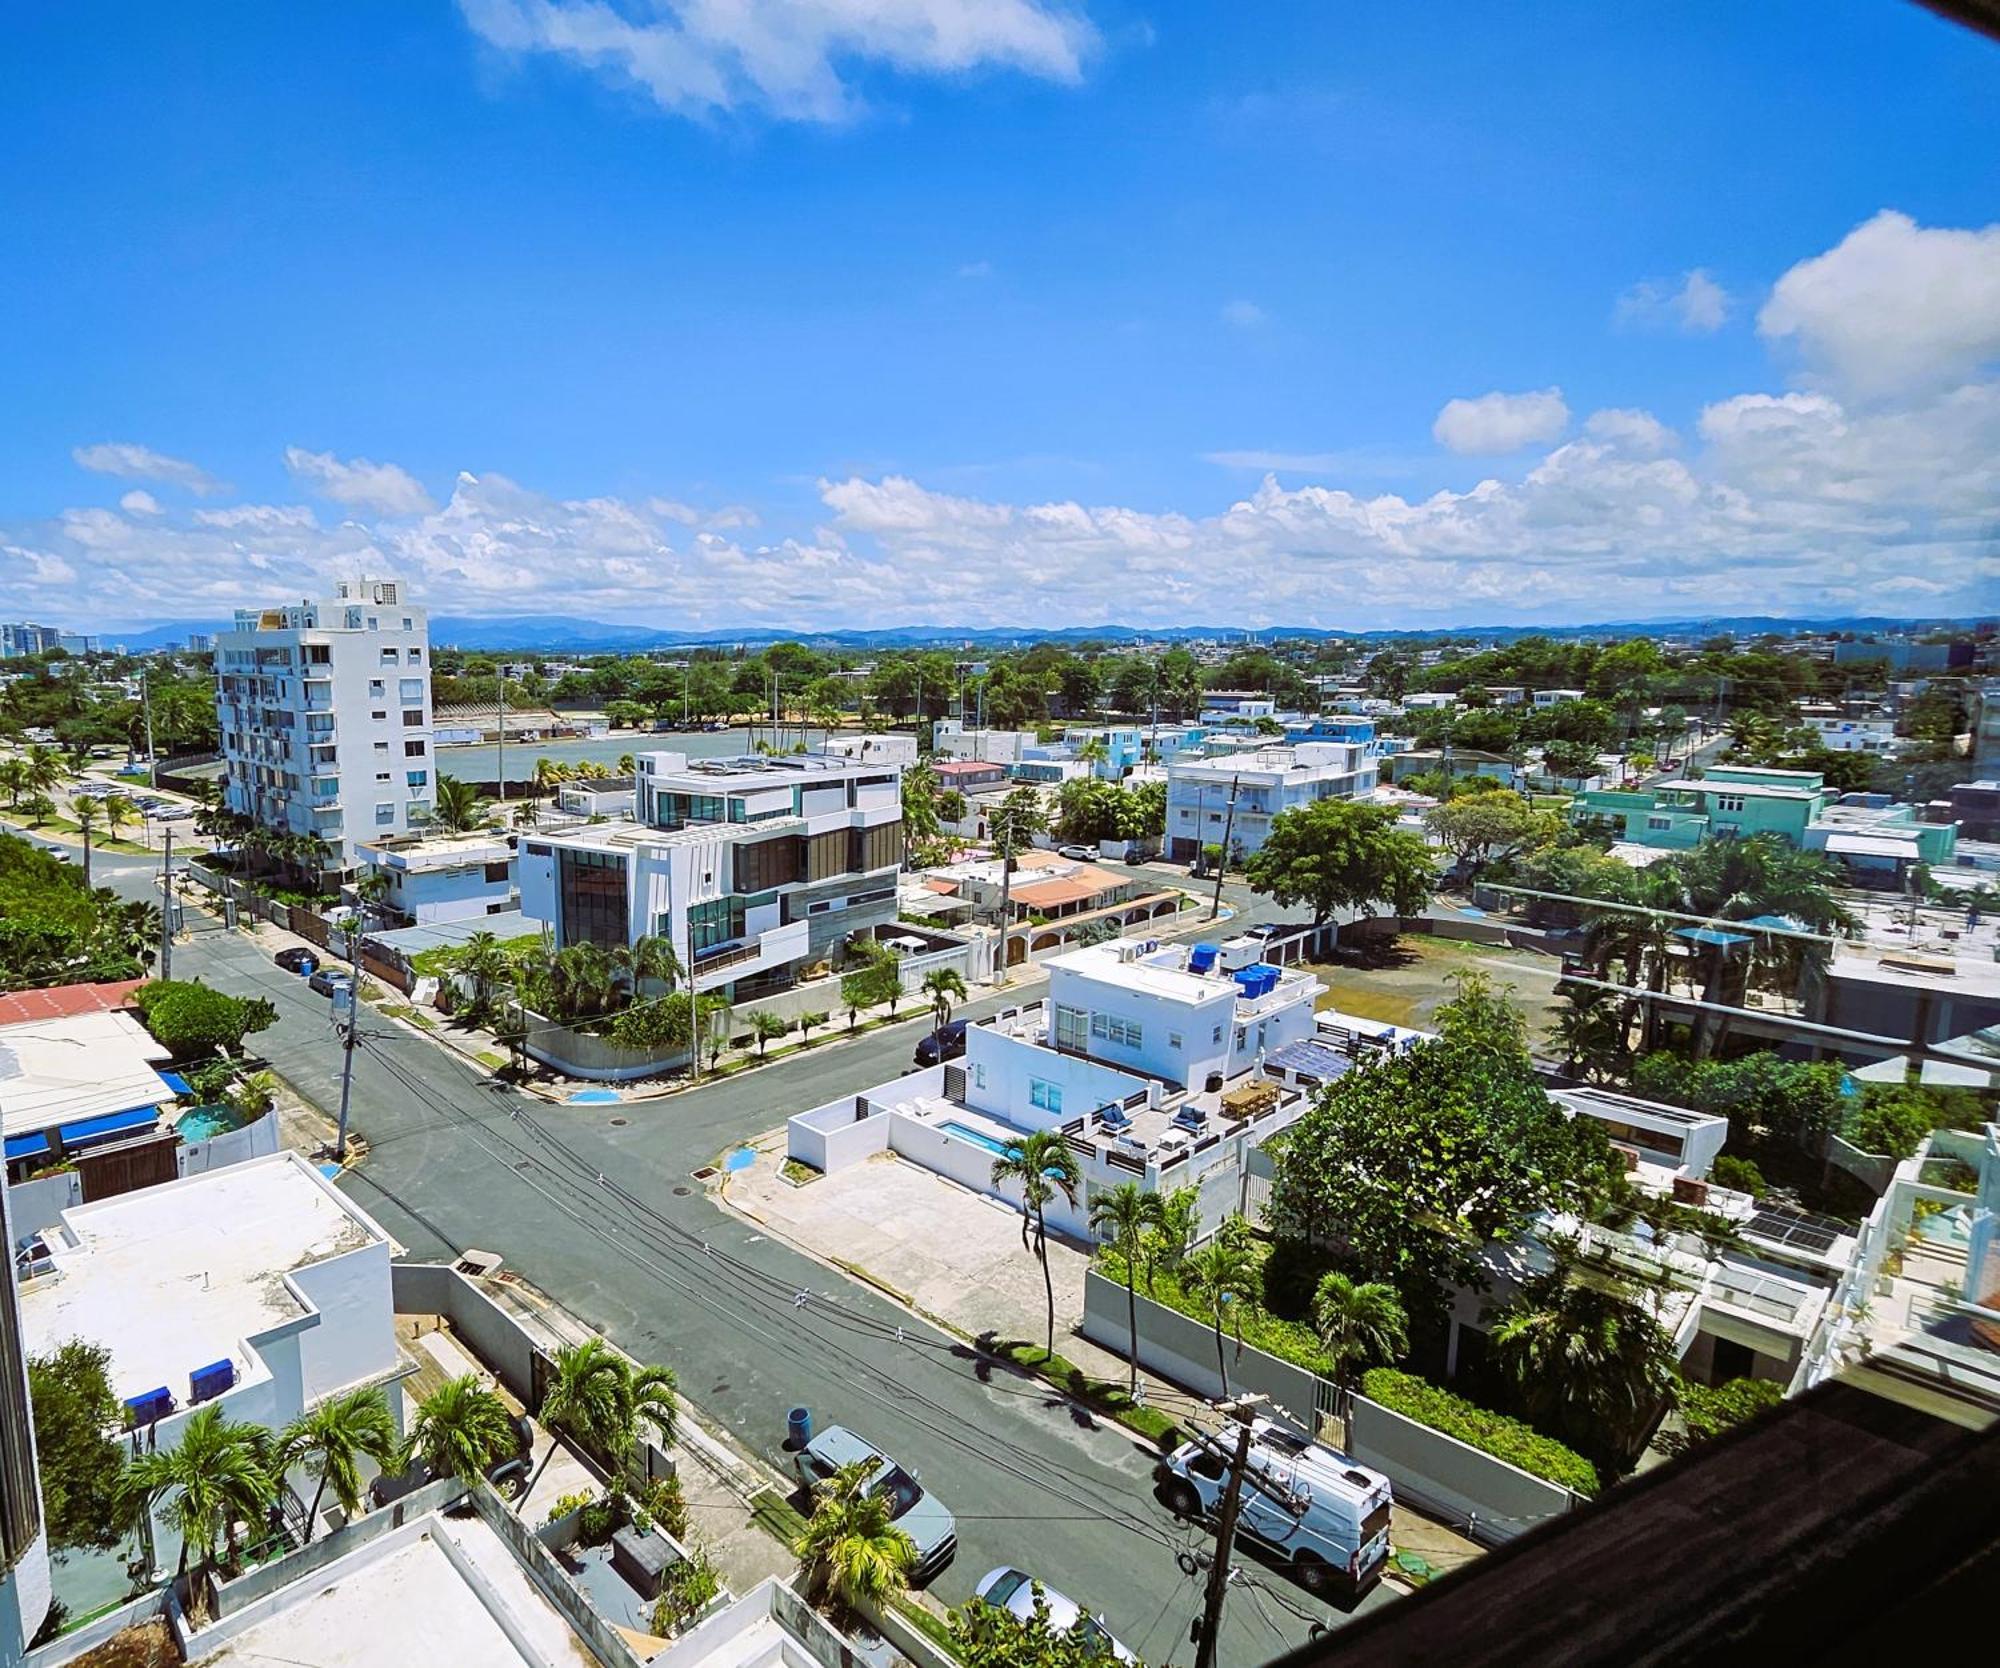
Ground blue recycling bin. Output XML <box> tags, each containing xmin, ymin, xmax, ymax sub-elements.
<box><xmin>787</xmin><ymin>1407</ymin><xmax>813</xmax><ymax>1449</ymax></box>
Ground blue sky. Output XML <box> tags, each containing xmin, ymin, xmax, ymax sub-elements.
<box><xmin>2</xmin><ymin>1</ymin><xmax>1996</xmax><ymax>631</ymax></box>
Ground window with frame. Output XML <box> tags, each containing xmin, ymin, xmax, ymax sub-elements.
<box><xmin>1715</xmin><ymin>794</ymin><xmax>1746</xmax><ymax>812</ymax></box>
<box><xmin>1029</xmin><ymin>1078</ymin><xmax>1063</xmax><ymax>1114</ymax></box>
<box><xmin>1090</xmin><ymin>1012</ymin><xmax>1142</xmax><ymax>1048</ymax></box>
<box><xmin>1168</xmin><ymin>1030</ymin><xmax>1183</xmax><ymax>1050</ymax></box>
<box><xmin>405</xmin><ymin>739</ymin><xmax>426</xmax><ymax>757</ymax></box>
<box><xmin>402</xmin><ymin>709</ymin><xmax>424</xmax><ymax>726</ymax></box>
<box><xmin>1646</xmin><ymin>816</ymin><xmax>1672</xmax><ymax>831</ymax></box>
<box><xmin>1054</xmin><ymin>1005</ymin><xmax>1089</xmax><ymax>1051</ymax></box>
<box><xmin>375</xmin><ymin>803</ymin><xmax>395</xmax><ymax>825</ymax></box>
<box><xmin>557</xmin><ymin>847</ymin><xmax>629</xmax><ymax>947</ymax></box>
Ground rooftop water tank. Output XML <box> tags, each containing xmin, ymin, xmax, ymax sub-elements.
<box><xmin>1188</xmin><ymin>944</ymin><xmax>1218</xmax><ymax>974</ymax></box>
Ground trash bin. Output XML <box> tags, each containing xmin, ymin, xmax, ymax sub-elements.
<box><xmin>787</xmin><ymin>1407</ymin><xmax>813</xmax><ymax>1449</ymax></box>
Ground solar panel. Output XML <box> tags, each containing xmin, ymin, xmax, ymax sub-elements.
<box><xmin>1745</xmin><ymin>1209</ymin><xmax>1844</xmax><ymax>1256</ymax></box>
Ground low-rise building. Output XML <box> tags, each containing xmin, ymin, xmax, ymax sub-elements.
<box><xmin>518</xmin><ymin>751</ymin><xmax>902</xmax><ymax>999</ymax></box>
<box><xmin>555</xmin><ymin>775</ymin><xmax>638</xmax><ymax>820</ymax></box>
<box><xmin>0</xmin><ymin>1004</ymin><xmax>179</xmax><ymax>1183</ymax></box>
<box><xmin>821</xmin><ymin>731</ymin><xmax>919</xmax><ymax>766</ymax></box>
<box><xmin>1532</xmin><ymin>688</ymin><xmax>1585</xmax><ymax>708</ymax></box>
<box><xmin>1802</xmin><ymin>798</ymin><xmax>1957</xmax><ymax>885</ymax></box>
<box><xmin>1164</xmin><ymin>742</ymin><xmax>1377</xmax><ymax>863</ymax></box>
<box><xmin>357</xmin><ymin>830</ymin><xmax>518</xmax><ymax>925</ymax></box>
<box><xmin>1571</xmin><ymin>764</ymin><xmax>1835</xmax><ymax>850</ymax></box>
<box><xmin>931</xmin><ymin>720</ymin><xmax>1034</xmax><ymax>764</ymax></box>
<box><xmin>931</xmin><ymin>757</ymin><xmax>1010</xmax><ymax>794</ymax></box>
<box><xmin>790</xmin><ymin>938</ymin><xmax>1323</xmax><ymax>1239</ymax></box>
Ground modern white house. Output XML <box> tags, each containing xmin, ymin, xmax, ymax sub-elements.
<box><xmin>931</xmin><ymin>720</ymin><xmax>1035</xmax><ymax>764</ymax></box>
<box><xmin>214</xmin><ymin>576</ymin><xmax>434</xmax><ymax>872</ymax></box>
<box><xmin>790</xmin><ymin>938</ymin><xmax>1325</xmax><ymax>1241</ymax></box>
<box><xmin>1164</xmin><ymin>742</ymin><xmax>1378</xmax><ymax>863</ymax></box>
<box><xmin>17</xmin><ymin>1151</ymin><xmax>406</xmax><ymax>1556</ymax></box>
<box><xmin>518</xmin><ymin>751</ymin><xmax>903</xmax><ymax>999</ymax></box>
<box><xmin>1531</xmin><ymin>688</ymin><xmax>1585</xmax><ymax>708</ymax></box>
<box><xmin>356</xmin><ymin>830</ymin><xmax>518</xmax><ymax>925</ymax></box>
<box><xmin>821</xmin><ymin>731</ymin><xmax>919</xmax><ymax>766</ymax></box>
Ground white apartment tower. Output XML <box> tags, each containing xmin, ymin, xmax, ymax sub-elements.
<box><xmin>216</xmin><ymin>577</ymin><xmax>434</xmax><ymax>873</ymax></box>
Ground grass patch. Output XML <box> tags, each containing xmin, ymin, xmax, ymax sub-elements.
<box><xmin>749</xmin><ymin>1489</ymin><xmax>808</xmax><ymax>1547</ymax></box>
<box><xmin>832</xmin><ymin>1257</ymin><xmax>912</xmax><ymax>1306</ymax></box>
<box><xmin>476</xmin><ymin>1050</ymin><xmax>509</xmax><ymax>1071</ymax></box>
<box><xmin>988</xmin><ymin>1338</ymin><xmax>1183</xmax><ymax>1451</ymax></box>
<box><xmin>891</xmin><ymin>1595</ymin><xmax>964</xmax><ymax>1661</ymax></box>
<box><xmin>780</xmin><ymin>1158</ymin><xmax>822</xmax><ymax>1186</ymax></box>
<box><xmin>408</xmin><ymin>931</ymin><xmax>546</xmax><ymax>979</ymax></box>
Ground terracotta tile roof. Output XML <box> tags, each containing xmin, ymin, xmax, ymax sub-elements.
<box><xmin>0</xmin><ymin>978</ymin><xmax>148</xmax><ymax>1027</ymax></box>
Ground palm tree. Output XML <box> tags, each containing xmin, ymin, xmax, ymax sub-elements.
<box><xmin>1075</xmin><ymin>735</ymin><xmax>1110</xmax><ymax>773</ymax></box>
<box><xmin>1144</xmin><ymin>1184</ymin><xmax>1199</xmax><ymax>1293</ymax></box>
<box><xmin>632</xmin><ymin>1364</ymin><xmax>678</xmax><ymax>1451</ymax></box>
<box><xmin>292</xmin><ymin>830</ymin><xmax>335</xmax><ymax>889</ymax></box>
<box><xmin>0</xmin><ymin>757</ymin><xmax>26</xmax><ymax>808</ymax></box>
<box><xmin>1490</xmin><ymin>1261</ymin><xmax>1678</xmax><ymax>1460</ymax></box>
<box><xmin>921</xmin><ymin>967</ymin><xmax>966</xmax><ymax>1052</ymax></box>
<box><xmin>617</xmin><ymin>751</ymin><xmax>637</xmax><ymax>775</ymax></box>
<box><xmin>548</xmin><ymin>940</ymin><xmax>618</xmax><ymax>1020</ymax></box>
<box><xmin>21</xmin><ymin>742</ymin><xmax>67</xmax><ymax>798</ymax></box>
<box><xmin>1088</xmin><ymin>1181</ymin><xmax>1162</xmax><ymax>1393</ymax></box>
<box><xmin>73</xmin><ymin>795</ymin><xmax>99</xmax><ymax>886</ymax></box>
<box><xmin>405</xmin><ymin>1374</ymin><xmax>517</xmax><ymax>1488</ymax></box>
<box><xmin>1312</xmin><ymin>1272</ymin><xmax>1408</xmax><ymax>1419</ymax></box>
<box><xmin>276</xmin><ymin>1387</ymin><xmax>401</xmax><ymax>1542</ymax></box>
<box><xmin>622</xmin><ymin>933</ymin><xmax>683</xmax><ymax>993</ymax></box>
<box><xmin>750</xmin><ymin>1009</ymin><xmax>787</xmax><ymax>1059</ymax></box>
<box><xmin>989</xmin><ymin>788</ymin><xmax>1048</xmax><ymax>986</ymax></box>
<box><xmin>1547</xmin><ymin>988</ymin><xmax>1628</xmax><ymax>1084</ymax></box>
<box><xmin>120</xmin><ymin>1404</ymin><xmax>276</xmax><ymax>1606</ymax></box>
<box><xmin>1184</xmin><ymin>1230</ymin><xmax>1259</xmax><ymax>1395</ymax></box>
<box><xmin>101</xmin><ymin>790</ymin><xmax>136</xmax><ymax>845</ymax></box>
<box><xmin>537</xmin><ymin>1337</ymin><xmax>639</xmax><ymax>1471</ymax></box>
<box><xmin>900</xmin><ymin>761</ymin><xmax>940</xmax><ymax>867</ymax></box>
<box><xmin>794</xmin><ymin>1458</ymin><xmax>917</xmax><ymax>1617</ymax></box>
<box><xmin>433</xmin><ymin>775</ymin><xmax>486</xmax><ymax>833</ymax></box>
<box><xmin>454</xmin><ymin>929</ymin><xmax>512</xmax><ymax>1015</ymax></box>
<box><xmin>991</xmin><ymin>1131</ymin><xmax>1081</xmax><ymax>1355</ymax></box>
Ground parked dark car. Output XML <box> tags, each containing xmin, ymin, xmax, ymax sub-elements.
<box><xmin>914</xmin><ymin>1019</ymin><xmax>969</xmax><ymax>1067</ymax></box>
<box><xmin>274</xmin><ymin>946</ymin><xmax>318</xmax><ymax>976</ymax></box>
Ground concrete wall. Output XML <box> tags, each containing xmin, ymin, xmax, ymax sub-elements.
<box><xmin>178</xmin><ymin>1107</ymin><xmax>281</xmax><ymax>1176</ymax></box>
<box><xmin>10</xmin><ymin>1110</ymin><xmax>283</xmax><ymax>1240</ymax></box>
<box><xmin>208</xmin><ymin>1476</ymin><xmax>465</xmax><ymax>1617</ymax></box>
<box><xmin>963</xmin><ymin>1021</ymin><xmax>1153</xmax><ymax>1131</ymax></box>
<box><xmin>389</xmin><ymin>1263</ymin><xmax>540</xmax><ymax>1403</ymax></box>
<box><xmin>786</xmin><ymin>1070</ymin><xmax>945</xmax><ymax>1174</ymax></box>
<box><xmin>290</xmin><ymin>1239</ymin><xmax>400</xmax><ymax>1408</ymax></box>
<box><xmin>1082</xmin><ymin>1271</ymin><xmax>1579</xmax><ymax>1546</ymax></box>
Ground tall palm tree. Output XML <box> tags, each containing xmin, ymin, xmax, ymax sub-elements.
<box><xmin>0</xmin><ymin>757</ymin><xmax>27</xmax><ymax>808</ymax></box>
<box><xmin>1184</xmin><ymin>1231</ymin><xmax>1259</xmax><ymax>1396</ymax></box>
<box><xmin>276</xmin><ymin>1387</ymin><xmax>401</xmax><ymax>1542</ymax></box>
<box><xmin>1547</xmin><ymin>988</ymin><xmax>1628</xmax><ymax>1084</ymax></box>
<box><xmin>1312</xmin><ymin>1272</ymin><xmax>1408</xmax><ymax>1418</ymax></box>
<box><xmin>794</xmin><ymin>1459</ymin><xmax>917</xmax><ymax>1617</ymax></box>
<box><xmin>1074</xmin><ymin>735</ymin><xmax>1110</xmax><ymax>773</ymax></box>
<box><xmin>292</xmin><ymin>830</ymin><xmax>335</xmax><ymax>888</ymax></box>
<box><xmin>120</xmin><ymin>1404</ymin><xmax>277</xmax><ymax>1605</ymax></box>
<box><xmin>21</xmin><ymin>742</ymin><xmax>67</xmax><ymax>798</ymax></box>
<box><xmin>433</xmin><ymin>775</ymin><xmax>486</xmax><ymax>833</ymax></box>
<box><xmin>73</xmin><ymin>795</ymin><xmax>99</xmax><ymax>887</ymax></box>
<box><xmin>549</xmin><ymin>940</ymin><xmax>618</xmax><ymax>1020</ymax></box>
<box><xmin>750</xmin><ymin>1009</ymin><xmax>787</xmax><ymax>1058</ymax></box>
<box><xmin>405</xmin><ymin>1374</ymin><xmax>517</xmax><ymax>1488</ymax></box>
<box><xmin>621</xmin><ymin>933</ymin><xmax>683</xmax><ymax>994</ymax></box>
<box><xmin>1490</xmin><ymin>1262</ymin><xmax>1678</xmax><ymax>1460</ymax></box>
<box><xmin>537</xmin><ymin>1337</ymin><xmax>638</xmax><ymax>1472</ymax></box>
<box><xmin>101</xmin><ymin>790</ymin><xmax>136</xmax><ymax>845</ymax></box>
<box><xmin>921</xmin><ymin>967</ymin><xmax>966</xmax><ymax>1051</ymax></box>
<box><xmin>900</xmin><ymin>761</ymin><xmax>940</xmax><ymax>866</ymax></box>
<box><xmin>991</xmin><ymin>1130</ymin><xmax>1081</xmax><ymax>1355</ymax></box>
<box><xmin>454</xmin><ymin>929</ymin><xmax>512</xmax><ymax>1013</ymax></box>
<box><xmin>1088</xmin><ymin>1181</ymin><xmax>1162</xmax><ymax>1393</ymax></box>
<box><xmin>1145</xmin><ymin>1184</ymin><xmax>1199</xmax><ymax>1293</ymax></box>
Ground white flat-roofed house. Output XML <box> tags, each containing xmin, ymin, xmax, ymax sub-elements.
<box><xmin>517</xmin><ymin>751</ymin><xmax>903</xmax><ymax>1000</ymax></box>
<box><xmin>790</xmin><ymin>938</ymin><xmax>1324</xmax><ymax>1241</ymax></box>
<box><xmin>356</xmin><ymin>830</ymin><xmax>517</xmax><ymax>925</ymax></box>
<box><xmin>821</xmin><ymin>732</ymin><xmax>918</xmax><ymax>767</ymax></box>
<box><xmin>0</xmin><ymin>1008</ymin><xmax>178</xmax><ymax>1182</ymax></box>
<box><xmin>18</xmin><ymin>1151</ymin><xmax>405</xmax><ymax>1547</ymax></box>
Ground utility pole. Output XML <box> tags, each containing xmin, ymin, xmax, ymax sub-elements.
<box><xmin>1208</xmin><ymin>774</ymin><xmax>1240</xmax><ymax>920</ymax></box>
<box><xmin>496</xmin><ymin>668</ymin><xmax>507</xmax><ymax>805</ymax></box>
<box><xmin>159</xmin><ymin>830</ymin><xmax>174</xmax><ymax>979</ymax></box>
<box><xmin>332</xmin><ymin>911</ymin><xmax>363</xmax><ymax>1161</ymax></box>
<box><xmin>140</xmin><ymin>668</ymin><xmax>158</xmax><ymax>790</ymax></box>
<box><xmin>1193</xmin><ymin>1396</ymin><xmax>1264</xmax><ymax>1668</ymax></box>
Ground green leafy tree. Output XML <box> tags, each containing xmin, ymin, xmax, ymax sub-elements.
<box><xmin>276</xmin><ymin>1388</ymin><xmax>401</xmax><ymax>1542</ymax></box>
<box><xmin>1312</xmin><ymin>1272</ymin><xmax>1408</xmax><ymax>1417</ymax></box>
<box><xmin>1656</xmin><ymin>1376</ymin><xmax>1783</xmax><ymax>1457</ymax></box>
<box><xmin>991</xmin><ymin>1130</ymin><xmax>1081</xmax><ymax>1355</ymax></box>
<box><xmin>952</xmin><ymin>1583</ymin><xmax>1133</xmax><ymax>1668</ymax></box>
<box><xmin>1424</xmin><ymin>794</ymin><xmax>1556</xmax><ymax>877</ymax></box>
<box><xmin>1489</xmin><ymin>1260</ymin><xmax>1679</xmax><ymax>1461</ymax></box>
<box><xmin>1089</xmin><ymin>1182</ymin><xmax>1163</xmax><ymax>1393</ymax></box>
<box><xmin>1242</xmin><ymin>798</ymin><xmax>1435</xmax><ymax>928</ymax></box>
<box><xmin>1269</xmin><ymin>974</ymin><xmax>1615</xmax><ymax>1316</ymax></box>
<box><xmin>100</xmin><ymin>791</ymin><xmax>136</xmax><ymax>845</ymax></box>
<box><xmin>1546</xmin><ymin>987</ymin><xmax>1629</xmax><ymax>1084</ymax></box>
<box><xmin>28</xmin><ymin>1342</ymin><xmax>130</xmax><ymax>1555</ymax></box>
<box><xmin>794</xmin><ymin>1458</ymin><xmax>916</xmax><ymax>1616</ymax></box>
<box><xmin>134</xmin><ymin>979</ymin><xmax>278</xmax><ymax>1058</ymax></box>
<box><xmin>406</xmin><ymin>1374</ymin><xmax>517</xmax><ymax>1487</ymax></box>
<box><xmin>990</xmin><ymin>787</ymin><xmax>1049</xmax><ymax>980</ymax></box>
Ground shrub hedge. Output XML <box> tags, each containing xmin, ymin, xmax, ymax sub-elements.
<box><xmin>1361</xmin><ymin>1368</ymin><xmax>1600</xmax><ymax>1496</ymax></box>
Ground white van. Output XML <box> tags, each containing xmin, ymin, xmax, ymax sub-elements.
<box><xmin>1156</xmin><ymin>1419</ymin><xmax>1393</xmax><ymax>1595</ymax></box>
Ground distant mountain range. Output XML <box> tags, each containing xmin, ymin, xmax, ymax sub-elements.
<box><xmin>103</xmin><ymin>611</ymin><xmax>1988</xmax><ymax>655</ymax></box>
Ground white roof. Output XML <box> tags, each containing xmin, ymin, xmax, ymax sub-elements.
<box><xmin>189</xmin><ymin>1512</ymin><xmax>597</xmax><ymax>1668</ymax></box>
<box><xmin>19</xmin><ymin>1152</ymin><xmax>387</xmax><ymax>1404</ymax></box>
<box><xmin>0</xmin><ymin>1008</ymin><xmax>174</xmax><ymax>1139</ymax></box>
<box><xmin>1824</xmin><ymin>832</ymin><xmax>1919</xmax><ymax>858</ymax></box>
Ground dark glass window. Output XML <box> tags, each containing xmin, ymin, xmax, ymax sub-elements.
<box><xmin>557</xmin><ymin>848</ymin><xmax>628</xmax><ymax>948</ymax></box>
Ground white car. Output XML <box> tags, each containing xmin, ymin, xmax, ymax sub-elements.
<box><xmin>973</xmin><ymin>1568</ymin><xmax>1134</xmax><ymax>1663</ymax></box>
<box><xmin>1056</xmin><ymin>844</ymin><xmax>1096</xmax><ymax>861</ymax></box>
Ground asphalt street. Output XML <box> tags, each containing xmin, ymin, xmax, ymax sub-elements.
<box><xmin>60</xmin><ymin>840</ymin><xmax>1392</xmax><ymax>1668</ymax></box>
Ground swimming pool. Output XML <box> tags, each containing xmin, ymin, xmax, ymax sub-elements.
<box><xmin>176</xmin><ymin>1105</ymin><xmax>247</xmax><ymax>1141</ymax></box>
<box><xmin>938</xmin><ymin>1120</ymin><xmax>1020</xmax><ymax>1158</ymax></box>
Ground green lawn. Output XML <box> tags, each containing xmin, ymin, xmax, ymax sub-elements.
<box><xmin>1307</xmin><ymin>932</ymin><xmax>1565</xmax><ymax>1035</ymax></box>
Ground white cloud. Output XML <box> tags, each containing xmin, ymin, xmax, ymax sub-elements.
<box><xmin>1220</xmin><ymin>299</ymin><xmax>1266</xmax><ymax>328</ymax></box>
<box><xmin>1583</xmin><ymin>409</ymin><xmax>1677</xmax><ymax>456</ymax></box>
<box><xmin>1758</xmin><ymin>209</ymin><xmax>2000</xmax><ymax>398</ymax></box>
<box><xmin>71</xmin><ymin>442</ymin><xmax>222</xmax><ymax>495</ymax></box>
<box><xmin>957</xmin><ymin>260</ymin><xmax>994</xmax><ymax>279</ymax></box>
<box><xmin>1432</xmin><ymin>388</ymin><xmax>1569</xmax><ymax>455</ymax></box>
<box><xmin>284</xmin><ymin>447</ymin><xmax>434</xmax><ymax>516</ymax></box>
<box><xmin>1616</xmin><ymin>268</ymin><xmax>1732</xmax><ymax>334</ymax></box>
<box><xmin>119</xmin><ymin>490</ymin><xmax>161</xmax><ymax>516</ymax></box>
<box><xmin>459</xmin><ymin>0</ymin><xmax>1096</xmax><ymax>124</ymax></box>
